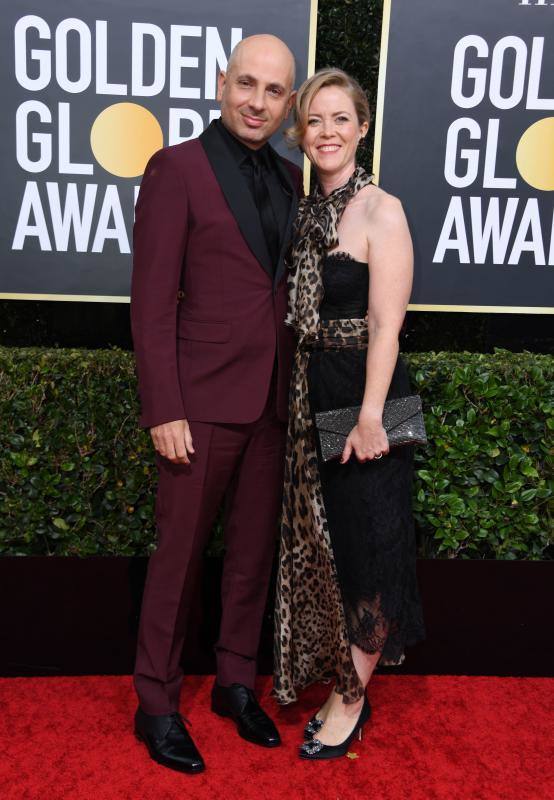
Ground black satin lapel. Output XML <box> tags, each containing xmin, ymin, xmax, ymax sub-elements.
<box><xmin>199</xmin><ymin>122</ymin><xmax>272</xmax><ymax>278</ymax></box>
<box><xmin>273</xmin><ymin>155</ymin><xmax>299</xmax><ymax>286</ymax></box>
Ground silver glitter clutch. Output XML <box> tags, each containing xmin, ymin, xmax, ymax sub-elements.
<box><xmin>315</xmin><ymin>395</ymin><xmax>427</xmax><ymax>462</ymax></box>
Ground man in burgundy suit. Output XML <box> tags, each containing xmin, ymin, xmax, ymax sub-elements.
<box><xmin>130</xmin><ymin>35</ymin><xmax>302</xmax><ymax>773</ymax></box>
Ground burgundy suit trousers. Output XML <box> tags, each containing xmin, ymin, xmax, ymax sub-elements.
<box><xmin>133</xmin><ymin>388</ymin><xmax>286</xmax><ymax>715</ymax></box>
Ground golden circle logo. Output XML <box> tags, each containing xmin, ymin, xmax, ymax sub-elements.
<box><xmin>90</xmin><ymin>103</ymin><xmax>163</xmax><ymax>178</ymax></box>
<box><xmin>516</xmin><ymin>117</ymin><xmax>554</xmax><ymax>192</ymax></box>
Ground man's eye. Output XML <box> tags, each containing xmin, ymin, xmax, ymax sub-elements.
<box><xmin>269</xmin><ymin>88</ymin><xmax>282</xmax><ymax>96</ymax></box>
<box><xmin>239</xmin><ymin>80</ymin><xmax>251</xmax><ymax>87</ymax></box>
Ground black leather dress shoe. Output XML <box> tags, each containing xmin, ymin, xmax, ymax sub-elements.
<box><xmin>134</xmin><ymin>708</ymin><xmax>205</xmax><ymax>774</ymax></box>
<box><xmin>211</xmin><ymin>682</ymin><xmax>281</xmax><ymax>748</ymax></box>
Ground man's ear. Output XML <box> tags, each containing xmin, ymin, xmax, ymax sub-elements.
<box><xmin>216</xmin><ymin>70</ymin><xmax>226</xmax><ymax>102</ymax></box>
<box><xmin>286</xmin><ymin>90</ymin><xmax>297</xmax><ymax>118</ymax></box>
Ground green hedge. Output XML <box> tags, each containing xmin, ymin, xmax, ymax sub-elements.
<box><xmin>1</xmin><ymin>347</ymin><xmax>552</xmax><ymax>559</ymax></box>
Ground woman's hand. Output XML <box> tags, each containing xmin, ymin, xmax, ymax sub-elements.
<box><xmin>340</xmin><ymin>419</ymin><xmax>389</xmax><ymax>464</ymax></box>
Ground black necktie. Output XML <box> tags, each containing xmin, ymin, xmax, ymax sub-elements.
<box><xmin>250</xmin><ymin>151</ymin><xmax>280</xmax><ymax>272</ymax></box>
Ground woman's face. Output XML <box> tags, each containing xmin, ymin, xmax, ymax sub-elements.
<box><xmin>302</xmin><ymin>86</ymin><xmax>368</xmax><ymax>176</ymax></box>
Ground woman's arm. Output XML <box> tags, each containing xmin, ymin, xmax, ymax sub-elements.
<box><xmin>341</xmin><ymin>193</ymin><xmax>413</xmax><ymax>463</ymax></box>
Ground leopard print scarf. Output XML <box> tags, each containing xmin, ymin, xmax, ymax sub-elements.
<box><xmin>274</xmin><ymin>167</ymin><xmax>373</xmax><ymax>706</ymax></box>
<box><xmin>285</xmin><ymin>165</ymin><xmax>373</xmax><ymax>337</ymax></box>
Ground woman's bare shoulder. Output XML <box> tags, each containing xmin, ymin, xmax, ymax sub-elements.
<box><xmin>359</xmin><ymin>184</ymin><xmax>405</xmax><ymax>225</ymax></box>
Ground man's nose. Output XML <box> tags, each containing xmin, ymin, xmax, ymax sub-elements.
<box><xmin>249</xmin><ymin>87</ymin><xmax>266</xmax><ymax>113</ymax></box>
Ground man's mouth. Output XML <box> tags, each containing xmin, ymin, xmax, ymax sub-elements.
<box><xmin>242</xmin><ymin>114</ymin><xmax>266</xmax><ymax>128</ymax></box>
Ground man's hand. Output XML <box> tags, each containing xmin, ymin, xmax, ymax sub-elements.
<box><xmin>150</xmin><ymin>419</ymin><xmax>195</xmax><ymax>464</ymax></box>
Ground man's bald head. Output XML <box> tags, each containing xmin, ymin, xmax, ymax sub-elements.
<box><xmin>217</xmin><ymin>34</ymin><xmax>297</xmax><ymax>149</ymax></box>
<box><xmin>227</xmin><ymin>35</ymin><xmax>296</xmax><ymax>90</ymax></box>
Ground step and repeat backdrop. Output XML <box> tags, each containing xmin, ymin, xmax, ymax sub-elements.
<box><xmin>374</xmin><ymin>0</ymin><xmax>554</xmax><ymax>313</ymax></box>
<box><xmin>0</xmin><ymin>0</ymin><xmax>315</xmax><ymax>301</ymax></box>
<box><xmin>2</xmin><ymin>0</ymin><xmax>552</xmax><ymax>312</ymax></box>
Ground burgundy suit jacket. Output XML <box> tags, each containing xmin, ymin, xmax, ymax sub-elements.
<box><xmin>131</xmin><ymin>121</ymin><xmax>303</xmax><ymax>429</ymax></box>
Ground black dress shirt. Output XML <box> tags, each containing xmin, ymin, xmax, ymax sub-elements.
<box><xmin>215</xmin><ymin>118</ymin><xmax>291</xmax><ymax>271</ymax></box>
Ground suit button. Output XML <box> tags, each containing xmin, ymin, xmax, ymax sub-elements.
<box><xmin>177</xmin><ymin>290</ymin><xmax>185</xmax><ymax>300</ymax></box>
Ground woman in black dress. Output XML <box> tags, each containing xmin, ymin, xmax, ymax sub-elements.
<box><xmin>274</xmin><ymin>69</ymin><xmax>425</xmax><ymax>759</ymax></box>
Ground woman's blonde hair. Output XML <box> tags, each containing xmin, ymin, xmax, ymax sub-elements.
<box><xmin>285</xmin><ymin>68</ymin><xmax>370</xmax><ymax>148</ymax></box>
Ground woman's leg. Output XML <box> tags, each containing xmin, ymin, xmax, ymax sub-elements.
<box><xmin>311</xmin><ymin>644</ymin><xmax>380</xmax><ymax>745</ymax></box>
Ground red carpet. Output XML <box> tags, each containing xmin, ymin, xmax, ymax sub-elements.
<box><xmin>0</xmin><ymin>675</ymin><xmax>552</xmax><ymax>800</ymax></box>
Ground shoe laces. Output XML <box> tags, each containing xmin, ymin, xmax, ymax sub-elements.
<box><xmin>169</xmin><ymin>712</ymin><xmax>192</xmax><ymax>730</ymax></box>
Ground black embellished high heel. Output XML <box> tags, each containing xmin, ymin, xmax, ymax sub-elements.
<box><xmin>304</xmin><ymin>697</ymin><xmax>372</xmax><ymax>740</ymax></box>
<box><xmin>299</xmin><ymin>696</ymin><xmax>371</xmax><ymax>760</ymax></box>
<box><xmin>303</xmin><ymin>713</ymin><xmax>324</xmax><ymax>739</ymax></box>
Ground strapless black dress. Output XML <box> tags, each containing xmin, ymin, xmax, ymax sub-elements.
<box><xmin>307</xmin><ymin>252</ymin><xmax>425</xmax><ymax>663</ymax></box>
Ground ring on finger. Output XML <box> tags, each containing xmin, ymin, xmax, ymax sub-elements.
<box><xmin>374</xmin><ymin>452</ymin><xmax>383</xmax><ymax>459</ymax></box>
